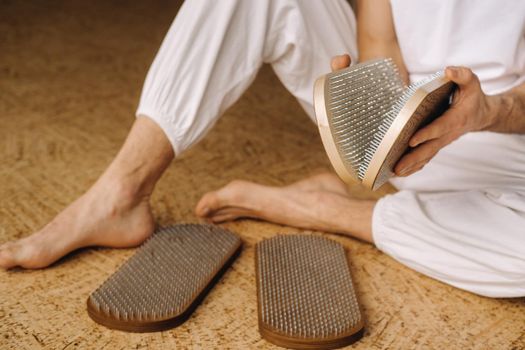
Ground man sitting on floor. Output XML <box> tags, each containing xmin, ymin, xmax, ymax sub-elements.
<box><xmin>1</xmin><ymin>0</ymin><xmax>524</xmax><ymax>298</ymax></box>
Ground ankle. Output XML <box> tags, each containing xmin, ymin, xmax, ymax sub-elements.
<box><xmin>339</xmin><ymin>199</ymin><xmax>375</xmax><ymax>243</ymax></box>
<box><xmin>93</xmin><ymin>175</ymin><xmax>152</xmax><ymax>209</ymax></box>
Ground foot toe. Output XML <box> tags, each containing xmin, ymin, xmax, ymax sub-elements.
<box><xmin>0</xmin><ymin>236</ymin><xmax>57</xmax><ymax>270</ymax></box>
<box><xmin>196</xmin><ymin>180</ymin><xmax>251</xmax><ymax>217</ymax></box>
<box><xmin>0</xmin><ymin>243</ymin><xmax>19</xmax><ymax>269</ymax></box>
<box><xmin>195</xmin><ymin>191</ymin><xmax>221</xmax><ymax>217</ymax></box>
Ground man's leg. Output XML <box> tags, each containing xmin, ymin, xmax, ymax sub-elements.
<box><xmin>264</xmin><ymin>0</ymin><xmax>358</xmax><ymax>120</ymax></box>
<box><xmin>374</xmin><ymin>132</ymin><xmax>525</xmax><ymax>297</ymax></box>
<box><xmin>196</xmin><ymin>173</ymin><xmax>375</xmax><ymax>243</ymax></box>
<box><xmin>0</xmin><ymin>117</ymin><xmax>171</xmax><ymax>269</ymax></box>
<box><xmin>372</xmin><ymin>187</ymin><xmax>525</xmax><ymax>298</ymax></box>
<box><xmin>136</xmin><ymin>0</ymin><xmax>357</xmax><ymax>154</ymax></box>
<box><xmin>0</xmin><ymin>0</ymin><xmax>357</xmax><ymax>269</ymax></box>
<box><xmin>197</xmin><ymin>171</ymin><xmax>525</xmax><ymax>297</ymax></box>
<box><xmin>198</xmin><ymin>132</ymin><xmax>525</xmax><ymax>298</ymax></box>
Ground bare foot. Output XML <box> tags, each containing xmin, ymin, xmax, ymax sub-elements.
<box><xmin>0</xmin><ymin>180</ymin><xmax>154</xmax><ymax>269</ymax></box>
<box><xmin>0</xmin><ymin>117</ymin><xmax>173</xmax><ymax>270</ymax></box>
<box><xmin>195</xmin><ymin>173</ymin><xmax>375</xmax><ymax>242</ymax></box>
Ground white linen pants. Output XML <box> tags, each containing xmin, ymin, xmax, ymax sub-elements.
<box><xmin>136</xmin><ymin>0</ymin><xmax>525</xmax><ymax>298</ymax></box>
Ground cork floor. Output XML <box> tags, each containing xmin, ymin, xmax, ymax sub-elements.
<box><xmin>1</xmin><ymin>1</ymin><xmax>524</xmax><ymax>349</ymax></box>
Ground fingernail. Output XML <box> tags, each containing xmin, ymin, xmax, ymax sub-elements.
<box><xmin>409</xmin><ymin>138</ymin><xmax>419</xmax><ymax>147</ymax></box>
<box><xmin>201</xmin><ymin>207</ymin><xmax>210</xmax><ymax>216</ymax></box>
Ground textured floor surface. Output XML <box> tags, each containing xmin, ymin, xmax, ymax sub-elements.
<box><xmin>1</xmin><ymin>1</ymin><xmax>524</xmax><ymax>349</ymax></box>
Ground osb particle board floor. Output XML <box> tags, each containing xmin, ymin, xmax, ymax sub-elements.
<box><xmin>0</xmin><ymin>1</ymin><xmax>524</xmax><ymax>349</ymax></box>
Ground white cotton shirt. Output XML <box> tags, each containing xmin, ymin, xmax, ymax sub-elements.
<box><xmin>390</xmin><ymin>0</ymin><xmax>525</xmax><ymax>94</ymax></box>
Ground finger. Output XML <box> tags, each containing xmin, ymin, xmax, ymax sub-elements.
<box><xmin>395</xmin><ymin>153</ymin><xmax>433</xmax><ymax>177</ymax></box>
<box><xmin>395</xmin><ymin>137</ymin><xmax>452</xmax><ymax>175</ymax></box>
<box><xmin>445</xmin><ymin>66</ymin><xmax>478</xmax><ymax>89</ymax></box>
<box><xmin>397</xmin><ymin>137</ymin><xmax>446</xmax><ymax>173</ymax></box>
<box><xmin>331</xmin><ymin>54</ymin><xmax>351</xmax><ymax>72</ymax></box>
<box><xmin>409</xmin><ymin>108</ymin><xmax>460</xmax><ymax>147</ymax></box>
<box><xmin>398</xmin><ymin>158</ymin><xmax>431</xmax><ymax>177</ymax></box>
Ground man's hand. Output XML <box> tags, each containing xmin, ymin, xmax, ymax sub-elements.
<box><xmin>328</xmin><ymin>58</ymin><xmax>521</xmax><ymax>178</ymax></box>
<box><xmin>394</xmin><ymin>66</ymin><xmax>499</xmax><ymax>177</ymax></box>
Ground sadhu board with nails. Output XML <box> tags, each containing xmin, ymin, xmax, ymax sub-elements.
<box><xmin>87</xmin><ymin>224</ymin><xmax>242</xmax><ymax>332</ymax></box>
<box><xmin>256</xmin><ymin>234</ymin><xmax>364</xmax><ymax>349</ymax></box>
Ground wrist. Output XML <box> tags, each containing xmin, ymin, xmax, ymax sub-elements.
<box><xmin>482</xmin><ymin>94</ymin><xmax>510</xmax><ymax>132</ymax></box>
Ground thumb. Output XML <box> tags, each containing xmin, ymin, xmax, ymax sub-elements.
<box><xmin>331</xmin><ymin>54</ymin><xmax>351</xmax><ymax>72</ymax></box>
<box><xmin>445</xmin><ymin>66</ymin><xmax>478</xmax><ymax>88</ymax></box>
